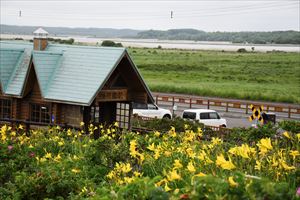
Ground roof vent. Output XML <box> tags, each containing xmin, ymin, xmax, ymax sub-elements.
<box><xmin>33</xmin><ymin>28</ymin><xmax>49</xmax><ymax>38</ymax></box>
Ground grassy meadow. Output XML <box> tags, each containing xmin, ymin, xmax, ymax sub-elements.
<box><xmin>128</xmin><ymin>48</ymin><xmax>300</xmax><ymax>104</ymax></box>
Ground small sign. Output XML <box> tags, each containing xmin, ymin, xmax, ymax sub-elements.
<box><xmin>249</xmin><ymin>104</ymin><xmax>264</xmax><ymax>123</ymax></box>
<box><xmin>98</xmin><ymin>89</ymin><xmax>127</xmax><ymax>101</ymax></box>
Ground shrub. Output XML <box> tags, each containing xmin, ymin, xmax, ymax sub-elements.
<box><xmin>47</xmin><ymin>37</ymin><xmax>74</xmax><ymax>45</ymax></box>
<box><xmin>101</xmin><ymin>40</ymin><xmax>123</xmax><ymax>47</ymax></box>
<box><xmin>131</xmin><ymin>116</ymin><xmax>204</xmax><ymax>132</ymax></box>
<box><xmin>279</xmin><ymin>120</ymin><xmax>300</xmax><ymax>133</ymax></box>
<box><xmin>0</xmin><ymin>122</ymin><xmax>299</xmax><ymax>199</ymax></box>
<box><xmin>237</xmin><ymin>48</ymin><xmax>247</xmax><ymax>53</ymax></box>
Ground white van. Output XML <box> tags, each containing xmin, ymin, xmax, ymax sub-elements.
<box><xmin>182</xmin><ymin>109</ymin><xmax>227</xmax><ymax>127</ymax></box>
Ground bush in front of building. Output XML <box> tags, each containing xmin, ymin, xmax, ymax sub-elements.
<box><xmin>0</xmin><ymin>122</ymin><xmax>299</xmax><ymax>199</ymax></box>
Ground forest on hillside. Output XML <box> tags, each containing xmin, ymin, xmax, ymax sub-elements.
<box><xmin>137</xmin><ymin>29</ymin><xmax>300</xmax><ymax>44</ymax></box>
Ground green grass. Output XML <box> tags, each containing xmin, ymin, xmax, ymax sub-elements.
<box><xmin>128</xmin><ymin>48</ymin><xmax>300</xmax><ymax>104</ymax></box>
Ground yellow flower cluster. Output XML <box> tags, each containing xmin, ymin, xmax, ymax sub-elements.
<box><xmin>106</xmin><ymin>162</ymin><xmax>142</xmax><ymax>185</ymax></box>
<box><xmin>216</xmin><ymin>154</ymin><xmax>236</xmax><ymax>170</ymax></box>
<box><xmin>1</xmin><ymin>123</ymin><xmax>298</xmax><ymax>195</ymax></box>
<box><xmin>229</xmin><ymin>144</ymin><xmax>256</xmax><ymax>159</ymax></box>
<box><xmin>257</xmin><ymin>138</ymin><xmax>273</xmax><ymax>155</ymax></box>
<box><xmin>129</xmin><ymin>140</ymin><xmax>144</xmax><ymax>164</ymax></box>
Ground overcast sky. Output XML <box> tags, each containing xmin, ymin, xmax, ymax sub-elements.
<box><xmin>1</xmin><ymin>0</ymin><xmax>299</xmax><ymax>31</ymax></box>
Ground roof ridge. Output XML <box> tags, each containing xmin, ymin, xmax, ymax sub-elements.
<box><xmin>33</xmin><ymin>50</ymin><xmax>63</xmax><ymax>55</ymax></box>
<box><xmin>0</xmin><ymin>48</ymin><xmax>25</xmax><ymax>52</ymax></box>
<box><xmin>0</xmin><ymin>40</ymin><xmax>33</xmax><ymax>45</ymax></box>
<box><xmin>4</xmin><ymin>48</ymin><xmax>27</xmax><ymax>93</ymax></box>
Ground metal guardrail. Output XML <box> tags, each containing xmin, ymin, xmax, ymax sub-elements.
<box><xmin>155</xmin><ymin>95</ymin><xmax>300</xmax><ymax>119</ymax></box>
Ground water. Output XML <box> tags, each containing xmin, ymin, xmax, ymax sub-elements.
<box><xmin>1</xmin><ymin>34</ymin><xmax>299</xmax><ymax>52</ymax></box>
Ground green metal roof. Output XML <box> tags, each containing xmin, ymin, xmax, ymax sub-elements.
<box><xmin>0</xmin><ymin>41</ymin><xmax>153</xmax><ymax>105</ymax></box>
<box><xmin>40</xmin><ymin>44</ymin><xmax>125</xmax><ymax>105</ymax></box>
<box><xmin>0</xmin><ymin>41</ymin><xmax>33</xmax><ymax>96</ymax></box>
<box><xmin>33</xmin><ymin>51</ymin><xmax>63</xmax><ymax>97</ymax></box>
<box><xmin>38</xmin><ymin>44</ymin><xmax>126</xmax><ymax>105</ymax></box>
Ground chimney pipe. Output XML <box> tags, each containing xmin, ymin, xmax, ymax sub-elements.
<box><xmin>33</xmin><ymin>28</ymin><xmax>48</xmax><ymax>51</ymax></box>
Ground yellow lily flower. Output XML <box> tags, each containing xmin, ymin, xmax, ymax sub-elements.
<box><xmin>164</xmin><ymin>183</ymin><xmax>172</xmax><ymax>192</ymax></box>
<box><xmin>228</xmin><ymin>176</ymin><xmax>238</xmax><ymax>187</ymax></box>
<box><xmin>173</xmin><ymin>159</ymin><xmax>183</xmax><ymax>169</ymax></box>
<box><xmin>71</xmin><ymin>168</ymin><xmax>81</xmax><ymax>174</ymax></box>
<box><xmin>289</xmin><ymin>150</ymin><xmax>300</xmax><ymax>160</ymax></box>
<box><xmin>216</xmin><ymin>154</ymin><xmax>236</xmax><ymax>170</ymax></box>
<box><xmin>187</xmin><ymin>161</ymin><xmax>196</xmax><ymax>173</ymax></box>
<box><xmin>167</xmin><ymin>169</ymin><xmax>181</xmax><ymax>181</ymax></box>
<box><xmin>283</xmin><ymin>131</ymin><xmax>291</xmax><ymax>139</ymax></box>
<box><xmin>147</xmin><ymin>143</ymin><xmax>156</xmax><ymax>151</ymax></box>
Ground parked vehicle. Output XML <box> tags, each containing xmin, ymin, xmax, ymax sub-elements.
<box><xmin>182</xmin><ymin>109</ymin><xmax>227</xmax><ymax>127</ymax></box>
<box><xmin>132</xmin><ymin>103</ymin><xmax>172</xmax><ymax>119</ymax></box>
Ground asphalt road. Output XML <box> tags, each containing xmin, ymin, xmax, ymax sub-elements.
<box><xmin>153</xmin><ymin>92</ymin><xmax>300</xmax><ymax>128</ymax></box>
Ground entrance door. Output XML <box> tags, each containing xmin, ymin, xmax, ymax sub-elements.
<box><xmin>99</xmin><ymin>102</ymin><xmax>116</xmax><ymax>126</ymax></box>
<box><xmin>90</xmin><ymin>102</ymin><xmax>131</xmax><ymax>129</ymax></box>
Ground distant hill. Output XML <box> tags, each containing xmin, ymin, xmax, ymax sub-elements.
<box><xmin>0</xmin><ymin>24</ymin><xmax>141</xmax><ymax>38</ymax></box>
<box><xmin>137</xmin><ymin>29</ymin><xmax>300</xmax><ymax>44</ymax></box>
<box><xmin>1</xmin><ymin>24</ymin><xmax>299</xmax><ymax>44</ymax></box>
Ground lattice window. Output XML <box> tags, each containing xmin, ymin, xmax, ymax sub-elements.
<box><xmin>116</xmin><ymin>102</ymin><xmax>130</xmax><ymax>129</ymax></box>
<box><xmin>30</xmin><ymin>104</ymin><xmax>50</xmax><ymax>123</ymax></box>
<box><xmin>0</xmin><ymin>99</ymin><xmax>12</xmax><ymax>119</ymax></box>
<box><xmin>90</xmin><ymin>105</ymin><xmax>100</xmax><ymax>123</ymax></box>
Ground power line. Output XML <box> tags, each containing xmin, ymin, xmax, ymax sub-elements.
<box><xmin>1</xmin><ymin>2</ymin><xmax>298</xmax><ymax>21</ymax></box>
<box><xmin>2</xmin><ymin>1</ymin><xmax>297</xmax><ymax>16</ymax></box>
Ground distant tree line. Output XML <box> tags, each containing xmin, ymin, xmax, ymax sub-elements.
<box><xmin>137</xmin><ymin>29</ymin><xmax>300</xmax><ymax>44</ymax></box>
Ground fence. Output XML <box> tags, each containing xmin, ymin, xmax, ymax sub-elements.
<box><xmin>155</xmin><ymin>95</ymin><xmax>300</xmax><ymax>119</ymax></box>
<box><xmin>0</xmin><ymin>118</ymin><xmax>75</xmax><ymax>133</ymax></box>
<box><xmin>131</xmin><ymin>115</ymin><xmax>232</xmax><ymax>136</ymax></box>
<box><xmin>1</xmin><ymin>116</ymin><xmax>233</xmax><ymax>137</ymax></box>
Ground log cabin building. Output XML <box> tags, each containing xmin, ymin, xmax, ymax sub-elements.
<box><xmin>0</xmin><ymin>28</ymin><xmax>154</xmax><ymax>129</ymax></box>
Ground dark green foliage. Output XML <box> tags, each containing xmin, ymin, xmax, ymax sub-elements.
<box><xmin>0</xmin><ymin>121</ymin><xmax>299</xmax><ymax>199</ymax></box>
<box><xmin>279</xmin><ymin>120</ymin><xmax>300</xmax><ymax>133</ymax></box>
<box><xmin>237</xmin><ymin>48</ymin><xmax>247</xmax><ymax>53</ymax></box>
<box><xmin>48</xmin><ymin>37</ymin><xmax>74</xmax><ymax>44</ymax></box>
<box><xmin>133</xmin><ymin>117</ymin><xmax>298</xmax><ymax>145</ymax></box>
<box><xmin>101</xmin><ymin>40</ymin><xmax>123</xmax><ymax>47</ymax></box>
<box><xmin>132</xmin><ymin>116</ymin><xmax>204</xmax><ymax>132</ymax></box>
<box><xmin>222</xmin><ymin>123</ymin><xmax>278</xmax><ymax>144</ymax></box>
<box><xmin>117</xmin><ymin>177</ymin><xmax>169</xmax><ymax>200</ymax></box>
